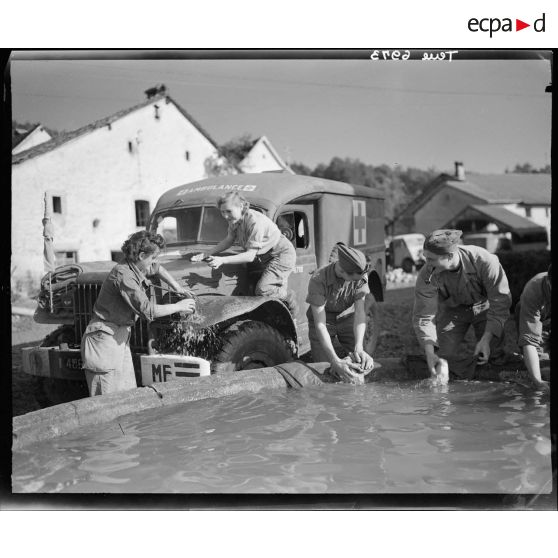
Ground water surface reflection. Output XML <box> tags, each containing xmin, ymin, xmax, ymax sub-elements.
<box><xmin>12</xmin><ymin>382</ymin><xmax>551</xmax><ymax>494</ymax></box>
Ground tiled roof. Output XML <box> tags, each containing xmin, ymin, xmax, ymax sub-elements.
<box><xmin>449</xmin><ymin>204</ymin><xmax>547</xmax><ymax>233</ymax></box>
<box><xmin>446</xmin><ymin>173</ymin><xmax>551</xmax><ymax>205</ymax></box>
<box><xmin>393</xmin><ymin>171</ymin><xmax>551</xmax><ymax>224</ymax></box>
<box><xmin>12</xmin><ymin>94</ymin><xmax>219</xmax><ymax>164</ymax></box>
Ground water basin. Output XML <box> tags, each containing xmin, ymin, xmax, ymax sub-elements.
<box><xmin>12</xmin><ymin>381</ymin><xmax>552</xmax><ymax>494</ymax></box>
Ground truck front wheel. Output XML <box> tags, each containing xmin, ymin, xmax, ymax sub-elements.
<box><xmin>212</xmin><ymin>320</ymin><xmax>295</xmax><ymax>374</ymax></box>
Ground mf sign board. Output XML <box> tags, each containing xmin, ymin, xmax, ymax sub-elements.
<box><xmin>140</xmin><ymin>354</ymin><xmax>211</xmax><ymax>386</ymax></box>
<box><xmin>353</xmin><ymin>200</ymin><xmax>366</xmax><ymax>246</ymax></box>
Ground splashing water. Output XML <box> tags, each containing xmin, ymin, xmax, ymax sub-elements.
<box><xmin>155</xmin><ymin>312</ymin><xmax>220</xmax><ymax>360</ymax></box>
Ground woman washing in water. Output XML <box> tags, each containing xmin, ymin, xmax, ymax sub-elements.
<box><xmin>81</xmin><ymin>231</ymin><xmax>196</xmax><ymax>396</ymax></box>
<box><xmin>191</xmin><ymin>192</ymin><xmax>296</xmax><ymax>299</ymax></box>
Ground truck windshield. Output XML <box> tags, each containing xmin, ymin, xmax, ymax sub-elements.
<box><xmin>152</xmin><ymin>206</ymin><xmax>229</xmax><ymax>245</ymax></box>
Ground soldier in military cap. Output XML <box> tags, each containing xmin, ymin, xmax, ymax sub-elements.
<box><xmin>515</xmin><ymin>264</ymin><xmax>551</xmax><ymax>391</ymax></box>
<box><xmin>413</xmin><ymin>229</ymin><xmax>512</xmax><ymax>380</ymax></box>
<box><xmin>306</xmin><ymin>242</ymin><xmax>375</xmax><ymax>383</ymax></box>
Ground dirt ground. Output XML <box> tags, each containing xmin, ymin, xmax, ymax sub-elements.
<box><xmin>11</xmin><ymin>287</ymin><xmax>521</xmax><ymax>417</ymax></box>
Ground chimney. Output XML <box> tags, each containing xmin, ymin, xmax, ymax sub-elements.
<box><xmin>144</xmin><ymin>84</ymin><xmax>167</xmax><ymax>99</ymax></box>
<box><xmin>454</xmin><ymin>161</ymin><xmax>465</xmax><ymax>181</ymax></box>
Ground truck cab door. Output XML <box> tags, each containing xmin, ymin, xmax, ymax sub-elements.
<box><xmin>275</xmin><ymin>204</ymin><xmax>316</xmax><ymax>353</ymax></box>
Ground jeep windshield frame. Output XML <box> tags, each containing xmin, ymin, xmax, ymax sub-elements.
<box><xmin>149</xmin><ymin>204</ymin><xmax>266</xmax><ymax>246</ymax></box>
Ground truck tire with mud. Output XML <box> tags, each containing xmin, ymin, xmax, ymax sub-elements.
<box><xmin>212</xmin><ymin>320</ymin><xmax>296</xmax><ymax>374</ymax></box>
<box><xmin>36</xmin><ymin>326</ymin><xmax>89</xmax><ymax>407</ymax></box>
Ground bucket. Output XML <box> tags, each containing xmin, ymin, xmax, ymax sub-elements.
<box><xmin>140</xmin><ymin>354</ymin><xmax>211</xmax><ymax>386</ymax></box>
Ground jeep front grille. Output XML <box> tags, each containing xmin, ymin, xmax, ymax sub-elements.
<box><xmin>74</xmin><ymin>283</ymin><xmax>149</xmax><ymax>351</ymax></box>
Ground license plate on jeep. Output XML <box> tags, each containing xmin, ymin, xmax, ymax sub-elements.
<box><xmin>62</xmin><ymin>354</ymin><xmax>83</xmax><ymax>371</ymax></box>
<box><xmin>52</xmin><ymin>350</ymin><xmax>84</xmax><ymax>378</ymax></box>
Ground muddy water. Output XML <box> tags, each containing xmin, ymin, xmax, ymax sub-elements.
<box><xmin>12</xmin><ymin>382</ymin><xmax>551</xmax><ymax>494</ymax></box>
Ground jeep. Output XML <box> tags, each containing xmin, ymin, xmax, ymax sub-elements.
<box><xmin>23</xmin><ymin>173</ymin><xmax>386</xmax><ymax>405</ymax></box>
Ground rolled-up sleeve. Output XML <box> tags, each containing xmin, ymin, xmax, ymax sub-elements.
<box><xmin>413</xmin><ymin>269</ymin><xmax>439</xmax><ymax>347</ymax></box>
<box><xmin>306</xmin><ymin>274</ymin><xmax>326</xmax><ymax>307</ymax></box>
<box><xmin>244</xmin><ymin>221</ymin><xmax>265</xmax><ymax>250</ymax></box>
<box><xmin>117</xmin><ymin>271</ymin><xmax>156</xmax><ymax>322</ymax></box>
<box><xmin>480</xmin><ymin>254</ymin><xmax>511</xmax><ymax>338</ymax></box>
<box><xmin>518</xmin><ymin>281</ymin><xmax>543</xmax><ymax>348</ymax></box>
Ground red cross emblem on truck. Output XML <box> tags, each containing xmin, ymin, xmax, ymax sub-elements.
<box><xmin>353</xmin><ymin>200</ymin><xmax>366</xmax><ymax>245</ymax></box>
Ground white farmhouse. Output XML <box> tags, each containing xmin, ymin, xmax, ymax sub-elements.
<box><xmin>12</xmin><ymin>87</ymin><xmax>222</xmax><ymax>286</ymax></box>
<box><xmin>238</xmin><ymin>135</ymin><xmax>292</xmax><ymax>174</ymax></box>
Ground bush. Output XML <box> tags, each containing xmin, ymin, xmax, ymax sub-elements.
<box><xmin>496</xmin><ymin>250</ymin><xmax>551</xmax><ymax>309</ymax></box>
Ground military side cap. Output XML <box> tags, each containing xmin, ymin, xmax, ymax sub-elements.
<box><xmin>424</xmin><ymin>229</ymin><xmax>463</xmax><ymax>255</ymax></box>
<box><xmin>337</xmin><ymin>243</ymin><xmax>368</xmax><ymax>274</ymax></box>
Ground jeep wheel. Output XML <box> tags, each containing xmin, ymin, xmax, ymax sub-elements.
<box><xmin>35</xmin><ymin>326</ymin><xmax>89</xmax><ymax>407</ymax></box>
<box><xmin>401</xmin><ymin>258</ymin><xmax>414</xmax><ymax>274</ymax></box>
<box><xmin>212</xmin><ymin>320</ymin><xmax>295</xmax><ymax>374</ymax></box>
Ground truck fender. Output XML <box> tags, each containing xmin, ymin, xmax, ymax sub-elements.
<box><xmin>368</xmin><ymin>270</ymin><xmax>384</xmax><ymax>302</ymax></box>
<box><xmin>194</xmin><ymin>295</ymin><xmax>297</xmax><ymax>342</ymax></box>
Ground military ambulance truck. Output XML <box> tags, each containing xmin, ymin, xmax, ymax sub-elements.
<box><xmin>23</xmin><ymin>173</ymin><xmax>386</xmax><ymax>405</ymax></box>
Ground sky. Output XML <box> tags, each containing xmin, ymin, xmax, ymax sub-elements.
<box><xmin>9</xmin><ymin>51</ymin><xmax>552</xmax><ymax>174</ymax></box>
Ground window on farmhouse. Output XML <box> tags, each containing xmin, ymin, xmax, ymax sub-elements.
<box><xmin>525</xmin><ymin>207</ymin><xmax>532</xmax><ymax>218</ymax></box>
<box><xmin>55</xmin><ymin>251</ymin><xmax>78</xmax><ymax>266</ymax></box>
<box><xmin>52</xmin><ymin>196</ymin><xmax>62</xmax><ymax>214</ymax></box>
<box><xmin>135</xmin><ymin>200</ymin><xmax>150</xmax><ymax>227</ymax></box>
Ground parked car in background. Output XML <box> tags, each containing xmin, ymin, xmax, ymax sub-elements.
<box><xmin>387</xmin><ymin>233</ymin><xmax>425</xmax><ymax>273</ymax></box>
<box><xmin>463</xmin><ymin>230</ymin><xmax>548</xmax><ymax>254</ymax></box>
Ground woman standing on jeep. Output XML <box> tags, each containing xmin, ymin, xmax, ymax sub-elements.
<box><xmin>191</xmin><ymin>192</ymin><xmax>296</xmax><ymax>299</ymax></box>
<box><xmin>81</xmin><ymin>231</ymin><xmax>196</xmax><ymax>396</ymax></box>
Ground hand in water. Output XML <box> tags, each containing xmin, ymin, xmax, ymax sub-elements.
<box><xmin>351</xmin><ymin>349</ymin><xmax>374</xmax><ymax>373</ymax></box>
<box><xmin>432</xmin><ymin>358</ymin><xmax>449</xmax><ymax>385</ymax></box>
<box><xmin>531</xmin><ymin>379</ymin><xmax>550</xmax><ymax>393</ymax></box>
<box><xmin>473</xmin><ymin>338</ymin><xmax>491</xmax><ymax>365</ymax></box>
<box><xmin>331</xmin><ymin>359</ymin><xmax>366</xmax><ymax>385</ymax></box>
<box><xmin>425</xmin><ymin>351</ymin><xmax>441</xmax><ymax>376</ymax></box>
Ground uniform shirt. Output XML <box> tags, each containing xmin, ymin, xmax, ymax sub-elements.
<box><xmin>228</xmin><ymin>209</ymin><xmax>281</xmax><ymax>255</ymax></box>
<box><xmin>518</xmin><ymin>272</ymin><xmax>551</xmax><ymax>349</ymax></box>
<box><xmin>413</xmin><ymin>245</ymin><xmax>511</xmax><ymax>346</ymax></box>
<box><xmin>306</xmin><ymin>262</ymin><xmax>369</xmax><ymax>321</ymax></box>
<box><xmin>92</xmin><ymin>260</ymin><xmax>159</xmax><ymax>326</ymax></box>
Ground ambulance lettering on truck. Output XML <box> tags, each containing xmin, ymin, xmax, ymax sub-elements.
<box><xmin>25</xmin><ymin>173</ymin><xmax>386</xmax><ymax>406</ymax></box>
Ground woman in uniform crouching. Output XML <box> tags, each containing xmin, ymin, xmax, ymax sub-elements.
<box><xmin>81</xmin><ymin>231</ymin><xmax>196</xmax><ymax>396</ymax></box>
<box><xmin>191</xmin><ymin>191</ymin><xmax>296</xmax><ymax>299</ymax></box>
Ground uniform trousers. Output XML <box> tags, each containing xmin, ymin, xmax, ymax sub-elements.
<box><xmin>436</xmin><ymin>303</ymin><xmax>507</xmax><ymax>379</ymax></box>
<box><xmin>81</xmin><ymin>319</ymin><xmax>137</xmax><ymax>396</ymax></box>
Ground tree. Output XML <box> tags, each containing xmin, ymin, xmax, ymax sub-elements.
<box><xmin>290</xmin><ymin>161</ymin><xmax>312</xmax><ymax>175</ymax></box>
<box><xmin>219</xmin><ymin>134</ymin><xmax>256</xmax><ymax>169</ymax></box>
<box><xmin>299</xmin><ymin>156</ymin><xmax>437</xmax><ymax>220</ymax></box>
<box><xmin>510</xmin><ymin>162</ymin><xmax>551</xmax><ymax>174</ymax></box>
